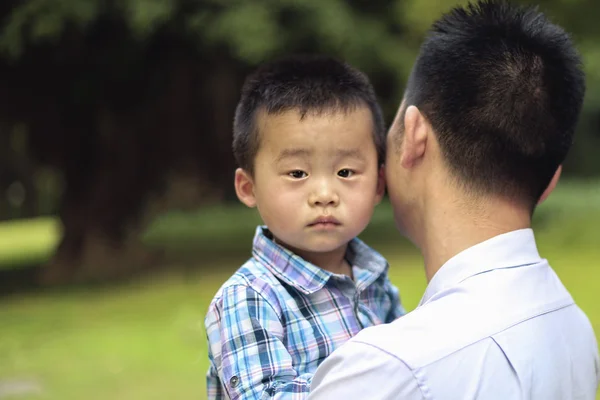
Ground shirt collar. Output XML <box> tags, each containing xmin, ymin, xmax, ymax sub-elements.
<box><xmin>252</xmin><ymin>226</ymin><xmax>389</xmax><ymax>295</ymax></box>
<box><xmin>420</xmin><ymin>228</ymin><xmax>542</xmax><ymax>306</ymax></box>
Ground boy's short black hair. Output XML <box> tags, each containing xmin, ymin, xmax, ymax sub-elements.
<box><xmin>233</xmin><ymin>54</ymin><xmax>385</xmax><ymax>174</ymax></box>
<box><xmin>403</xmin><ymin>0</ymin><xmax>585</xmax><ymax>207</ymax></box>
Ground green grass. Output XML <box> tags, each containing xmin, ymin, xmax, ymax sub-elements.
<box><xmin>0</xmin><ymin>180</ymin><xmax>599</xmax><ymax>399</ymax></box>
<box><xmin>0</xmin><ymin>256</ymin><xmax>427</xmax><ymax>400</ymax></box>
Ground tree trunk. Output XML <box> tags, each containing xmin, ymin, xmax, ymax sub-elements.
<box><xmin>38</xmin><ymin>198</ymin><xmax>164</xmax><ymax>286</ymax></box>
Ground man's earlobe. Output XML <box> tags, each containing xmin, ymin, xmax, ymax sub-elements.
<box><xmin>375</xmin><ymin>165</ymin><xmax>386</xmax><ymax>204</ymax></box>
<box><xmin>400</xmin><ymin>106</ymin><xmax>428</xmax><ymax>169</ymax></box>
<box><xmin>538</xmin><ymin>165</ymin><xmax>562</xmax><ymax>205</ymax></box>
<box><xmin>234</xmin><ymin>168</ymin><xmax>257</xmax><ymax>208</ymax></box>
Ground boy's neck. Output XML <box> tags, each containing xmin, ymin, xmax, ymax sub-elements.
<box><xmin>305</xmin><ymin>248</ymin><xmax>352</xmax><ymax>278</ymax></box>
<box><xmin>275</xmin><ymin>238</ymin><xmax>352</xmax><ymax>277</ymax></box>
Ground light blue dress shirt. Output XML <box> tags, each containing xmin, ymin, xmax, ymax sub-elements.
<box><xmin>309</xmin><ymin>229</ymin><xmax>600</xmax><ymax>399</ymax></box>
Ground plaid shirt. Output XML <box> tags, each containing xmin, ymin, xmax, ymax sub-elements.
<box><xmin>205</xmin><ymin>226</ymin><xmax>405</xmax><ymax>400</ymax></box>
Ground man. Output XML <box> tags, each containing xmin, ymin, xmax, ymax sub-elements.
<box><xmin>308</xmin><ymin>1</ymin><xmax>600</xmax><ymax>399</ymax></box>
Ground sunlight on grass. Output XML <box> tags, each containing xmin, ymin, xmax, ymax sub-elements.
<box><xmin>0</xmin><ymin>273</ymin><xmax>213</xmax><ymax>400</ymax></box>
<box><xmin>0</xmin><ymin>218</ymin><xmax>61</xmax><ymax>269</ymax></box>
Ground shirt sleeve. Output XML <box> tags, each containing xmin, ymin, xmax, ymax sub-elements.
<box><xmin>205</xmin><ymin>284</ymin><xmax>312</xmax><ymax>400</ymax></box>
<box><xmin>308</xmin><ymin>340</ymin><xmax>424</xmax><ymax>400</ymax></box>
<box><xmin>206</xmin><ymin>361</ymin><xmax>225</xmax><ymax>399</ymax></box>
<box><xmin>384</xmin><ymin>278</ymin><xmax>406</xmax><ymax>322</ymax></box>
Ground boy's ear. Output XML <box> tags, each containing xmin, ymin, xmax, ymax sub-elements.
<box><xmin>234</xmin><ymin>168</ymin><xmax>257</xmax><ymax>208</ymax></box>
<box><xmin>375</xmin><ymin>165</ymin><xmax>386</xmax><ymax>204</ymax></box>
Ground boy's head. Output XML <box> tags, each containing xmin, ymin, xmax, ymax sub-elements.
<box><xmin>233</xmin><ymin>54</ymin><xmax>386</xmax><ymax>174</ymax></box>
<box><xmin>387</xmin><ymin>0</ymin><xmax>585</xmax><ymax>216</ymax></box>
<box><xmin>233</xmin><ymin>55</ymin><xmax>386</xmax><ymax>264</ymax></box>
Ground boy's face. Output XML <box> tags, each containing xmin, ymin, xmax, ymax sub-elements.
<box><xmin>235</xmin><ymin>107</ymin><xmax>384</xmax><ymax>263</ymax></box>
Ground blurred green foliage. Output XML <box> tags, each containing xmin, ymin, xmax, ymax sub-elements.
<box><xmin>0</xmin><ymin>0</ymin><xmax>597</xmax><ymax>282</ymax></box>
<box><xmin>2</xmin><ymin>0</ymin><xmax>599</xmax><ymax>142</ymax></box>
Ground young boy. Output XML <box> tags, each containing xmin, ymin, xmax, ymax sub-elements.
<box><xmin>205</xmin><ymin>54</ymin><xmax>404</xmax><ymax>399</ymax></box>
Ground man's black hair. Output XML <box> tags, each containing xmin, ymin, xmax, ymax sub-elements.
<box><xmin>403</xmin><ymin>0</ymin><xmax>585</xmax><ymax>207</ymax></box>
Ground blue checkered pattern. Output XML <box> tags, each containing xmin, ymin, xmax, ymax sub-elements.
<box><xmin>205</xmin><ymin>226</ymin><xmax>405</xmax><ymax>399</ymax></box>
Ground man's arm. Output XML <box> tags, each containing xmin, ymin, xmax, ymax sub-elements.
<box><xmin>308</xmin><ymin>340</ymin><xmax>424</xmax><ymax>400</ymax></box>
<box><xmin>205</xmin><ymin>284</ymin><xmax>312</xmax><ymax>400</ymax></box>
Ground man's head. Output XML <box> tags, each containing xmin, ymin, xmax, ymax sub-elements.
<box><xmin>386</xmin><ymin>0</ymin><xmax>585</xmax><ymax>234</ymax></box>
<box><xmin>233</xmin><ymin>55</ymin><xmax>386</xmax><ymax>263</ymax></box>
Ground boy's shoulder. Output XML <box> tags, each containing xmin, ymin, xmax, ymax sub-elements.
<box><xmin>207</xmin><ymin>227</ymin><xmax>396</xmax><ymax>312</ymax></box>
<box><xmin>208</xmin><ymin>255</ymin><xmax>284</xmax><ymax>308</ymax></box>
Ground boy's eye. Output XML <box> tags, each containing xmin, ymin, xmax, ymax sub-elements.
<box><xmin>337</xmin><ymin>169</ymin><xmax>354</xmax><ymax>178</ymax></box>
<box><xmin>288</xmin><ymin>170</ymin><xmax>308</xmax><ymax>179</ymax></box>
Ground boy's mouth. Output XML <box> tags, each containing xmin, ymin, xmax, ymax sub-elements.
<box><xmin>308</xmin><ymin>216</ymin><xmax>341</xmax><ymax>227</ymax></box>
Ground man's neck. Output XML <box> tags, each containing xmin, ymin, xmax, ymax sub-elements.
<box><xmin>418</xmin><ymin>191</ymin><xmax>531</xmax><ymax>282</ymax></box>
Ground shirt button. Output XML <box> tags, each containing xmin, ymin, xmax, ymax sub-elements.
<box><xmin>230</xmin><ymin>376</ymin><xmax>240</xmax><ymax>388</ymax></box>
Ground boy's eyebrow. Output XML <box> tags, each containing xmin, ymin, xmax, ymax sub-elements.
<box><xmin>275</xmin><ymin>148</ymin><xmax>366</xmax><ymax>162</ymax></box>
<box><xmin>276</xmin><ymin>148</ymin><xmax>313</xmax><ymax>162</ymax></box>
<box><xmin>336</xmin><ymin>148</ymin><xmax>366</xmax><ymax>161</ymax></box>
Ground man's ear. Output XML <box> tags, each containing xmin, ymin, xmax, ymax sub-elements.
<box><xmin>234</xmin><ymin>168</ymin><xmax>257</xmax><ymax>208</ymax></box>
<box><xmin>400</xmin><ymin>105</ymin><xmax>429</xmax><ymax>169</ymax></box>
<box><xmin>538</xmin><ymin>165</ymin><xmax>562</xmax><ymax>205</ymax></box>
<box><xmin>375</xmin><ymin>165</ymin><xmax>386</xmax><ymax>204</ymax></box>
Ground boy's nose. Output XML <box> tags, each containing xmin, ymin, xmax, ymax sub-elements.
<box><xmin>308</xmin><ymin>181</ymin><xmax>340</xmax><ymax>207</ymax></box>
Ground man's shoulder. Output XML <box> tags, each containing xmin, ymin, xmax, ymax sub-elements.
<box><xmin>348</xmin><ymin>272</ymin><xmax>581</xmax><ymax>370</ymax></box>
<box><xmin>347</xmin><ymin>290</ymin><xmax>509</xmax><ymax>368</ymax></box>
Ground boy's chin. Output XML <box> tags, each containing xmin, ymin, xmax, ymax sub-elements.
<box><xmin>290</xmin><ymin>238</ymin><xmax>350</xmax><ymax>255</ymax></box>
<box><xmin>270</xmin><ymin>228</ymin><xmax>356</xmax><ymax>253</ymax></box>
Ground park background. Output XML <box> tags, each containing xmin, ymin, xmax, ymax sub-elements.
<box><xmin>0</xmin><ymin>0</ymin><xmax>598</xmax><ymax>398</ymax></box>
